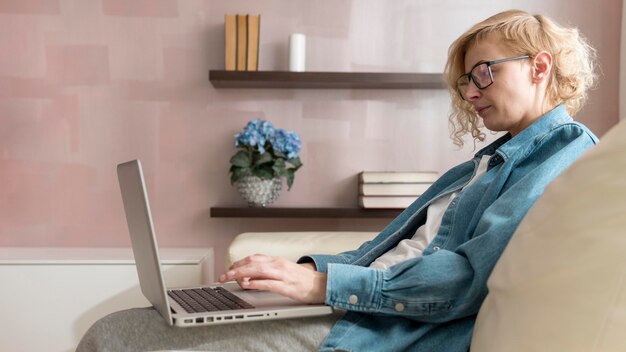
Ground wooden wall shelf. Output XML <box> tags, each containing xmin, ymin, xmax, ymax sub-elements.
<box><xmin>210</xmin><ymin>207</ymin><xmax>402</xmax><ymax>218</ymax></box>
<box><xmin>209</xmin><ymin>70</ymin><xmax>446</xmax><ymax>89</ymax></box>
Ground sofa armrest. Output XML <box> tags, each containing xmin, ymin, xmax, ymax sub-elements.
<box><xmin>227</xmin><ymin>231</ymin><xmax>378</xmax><ymax>267</ymax></box>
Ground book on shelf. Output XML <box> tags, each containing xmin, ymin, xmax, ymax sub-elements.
<box><xmin>359</xmin><ymin>182</ymin><xmax>431</xmax><ymax>196</ymax></box>
<box><xmin>236</xmin><ymin>14</ymin><xmax>248</xmax><ymax>71</ymax></box>
<box><xmin>359</xmin><ymin>171</ymin><xmax>439</xmax><ymax>184</ymax></box>
<box><xmin>358</xmin><ymin>195</ymin><xmax>417</xmax><ymax>209</ymax></box>
<box><xmin>224</xmin><ymin>15</ymin><xmax>237</xmax><ymax>71</ymax></box>
<box><xmin>246</xmin><ymin>14</ymin><xmax>260</xmax><ymax>71</ymax></box>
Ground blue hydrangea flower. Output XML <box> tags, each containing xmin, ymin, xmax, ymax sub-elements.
<box><xmin>234</xmin><ymin>119</ymin><xmax>276</xmax><ymax>154</ymax></box>
<box><xmin>270</xmin><ymin>129</ymin><xmax>302</xmax><ymax>159</ymax></box>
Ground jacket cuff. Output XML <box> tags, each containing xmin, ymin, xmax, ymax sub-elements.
<box><xmin>297</xmin><ymin>254</ymin><xmax>347</xmax><ymax>273</ymax></box>
<box><xmin>326</xmin><ymin>263</ymin><xmax>382</xmax><ymax>311</ymax></box>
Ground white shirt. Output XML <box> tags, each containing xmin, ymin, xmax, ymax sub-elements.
<box><xmin>370</xmin><ymin>155</ymin><xmax>492</xmax><ymax>270</ymax></box>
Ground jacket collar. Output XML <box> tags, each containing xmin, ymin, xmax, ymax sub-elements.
<box><xmin>474</xmin><ymin>104</ymin><xmax>572</xmax><ymax>162</ymax></box>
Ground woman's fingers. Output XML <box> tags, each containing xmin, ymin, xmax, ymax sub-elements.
<box><xmin>221</xmin><ymin>255</ymin><xmax>285</xmax><ymax>282</ymax></box>
<box><xmin>225</xmin><ymin>261</ymin><xmax>284</xmax><ymax>282</ymax></box>
<box><xmin>229</xmin><ymin>253</ymin><xmax>274</xmax><ymax>270</ymax></box>
<box><xmin>218</xmin><ymin>255</ymin><xmax>327</xmax><ymax>304</ymax></box>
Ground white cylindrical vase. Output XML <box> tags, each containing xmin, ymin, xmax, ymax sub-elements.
<box><xmin>289</xmin><ymin>33</ymin><xmax>306</xmax><ymax>72</ymax></box>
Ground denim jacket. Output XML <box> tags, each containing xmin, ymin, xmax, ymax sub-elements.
<box><xmin>300</xmin><ymin>105</ymin><xmax>598</xmax><ymax>352</ymax></box>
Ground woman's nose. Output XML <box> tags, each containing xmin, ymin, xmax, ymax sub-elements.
<box><xmin>464</xmin><ymin>80</ymin><xmax>482</xmax><ymax>101</ymax></box>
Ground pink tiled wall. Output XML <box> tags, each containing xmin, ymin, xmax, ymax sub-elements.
<box><xmin>0</xmin><ymin>0</ymin><xmax>620</xmax><ymax>272</ymax></box>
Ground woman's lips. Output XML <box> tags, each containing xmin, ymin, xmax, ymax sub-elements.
<box><xmin>476</xmin><ymin>105</ymin><xmax>491</xmax><ymax>117</ymax></box>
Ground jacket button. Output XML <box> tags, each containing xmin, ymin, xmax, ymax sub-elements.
<box><xmin>348</xmin><ymin>294</ymin><xmax>358</xmax><ymax>305</ymax></box>
<box><xmin>395</xmin><ymin>303</ymin><xmax>405</xmax><ymax>312</ymax></box>
<box><xmin>433</xmin><ymin>246</ymin><xmax>441</xmax><ymax>251</ymax></box>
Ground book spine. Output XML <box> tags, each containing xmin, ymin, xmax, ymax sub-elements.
<box><xmin>358</xmin><ymin>183</ymin><xmax>431</xmax><ymax>196</ymax></box>
<box><xmin>236</xmin><ymin>14</ymin><xmax>248</xmax><ymax>71</ymax></box>
<box><xmin>224</xmin><ymin>15</ymin><xmax>237</xmax><ymax>71</ymax></box>
<box><xmin>358</xmin><ymin>196</ymin><xmax>417</xmax><ymax>209</ymax></box>
<box><xmin>246</xmin><ymin>15</ymin><xmax>260</xmax><ymax>71</ymax></box>
<box><xmin>359</xmin><ymin>172</ymin><xmax>438</xmax><ymax>184</ymax></box>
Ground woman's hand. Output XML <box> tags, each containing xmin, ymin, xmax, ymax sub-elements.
<box><xmin>218</xmin><ymin>254</ymin><xmax>327</xmax><ymax>304</ymax></box>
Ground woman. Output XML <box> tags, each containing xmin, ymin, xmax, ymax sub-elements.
<box><xmin>78</xmin><ymin>9</ymin><xmax>598</xmax><ymax>352</ymax></box>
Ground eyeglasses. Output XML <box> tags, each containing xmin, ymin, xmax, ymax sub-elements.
<box><xmin>456</xmin><ymin>55</ymin><xmax>530</xmax><ymax>100</ymax></box>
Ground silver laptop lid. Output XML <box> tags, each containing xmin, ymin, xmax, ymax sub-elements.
<box><xmin>117</xmin><ymin>159</ymin><xmax>172</xmax><ymax>324</ymax></box>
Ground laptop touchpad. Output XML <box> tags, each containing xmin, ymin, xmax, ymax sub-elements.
<box><xmin>238</xmin><ymin>290</ymin><xmax>300</xmax><ymax>307</ymax></box>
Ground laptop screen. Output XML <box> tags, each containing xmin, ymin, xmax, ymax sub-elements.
<box><xmin>117</xmin><ymin>160</ymin><xmax>172</xmax><ymax>324</ymax></box>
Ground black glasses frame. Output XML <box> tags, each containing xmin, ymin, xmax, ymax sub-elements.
<box><xmin>456</xmin><ymin>55</ymin><xmax>531</xmax><ymax>100</ymax></box>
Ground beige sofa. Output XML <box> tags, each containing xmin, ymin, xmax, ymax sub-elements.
<box><xmin>228</xmin><ymin>231</ymin><xmax>377</xmax><ymax>266</ymax></box>
<box><xmin>228</xmin><ymin>118</ymin><xmax>626</xmax><ymax>351</ymax></box>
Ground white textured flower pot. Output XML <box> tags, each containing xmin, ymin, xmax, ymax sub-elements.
<box><xmin>236</xmin><ymin>176</ymin><xmax>282</xmax><ymax>207</ymax></box>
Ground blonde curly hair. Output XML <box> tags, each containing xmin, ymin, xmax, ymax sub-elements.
<box><xmin>443</xmin><ymin>10</ymin><xmax>598</xmax><ymax>147</ymax></box>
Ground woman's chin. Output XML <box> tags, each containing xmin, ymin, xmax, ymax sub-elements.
<box><xmin>482</xmin><ymin>120</ymin><xmax>506</xmax><ymax>134</ymax></box>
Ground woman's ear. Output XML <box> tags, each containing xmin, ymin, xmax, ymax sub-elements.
<box><xmin>532</xmin><ymin>51</ymin><xmax>553</xmax><ymax>83</ymax></box>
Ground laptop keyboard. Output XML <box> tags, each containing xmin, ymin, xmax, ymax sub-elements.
<box><xmin>168</xmin><ymin>287</ymin><xmax>255</xmax><ymax>313</ymax></box>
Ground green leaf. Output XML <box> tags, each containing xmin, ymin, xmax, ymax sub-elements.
<box><xmin>254</xmin><ymin>152</ymin><xmax>273</xmax><ymax>166</ymax></box>
<box><xmin>287</xmin><ymin>157</ymin><xmax>303</xmax><ymax>170</ymax></box>
<box><xmin>272</xmin><ymin>158</ymin><xmax>287</xmax><ymax>176</ymax></box>
<box><xmin>273</xmin><ymin>150</ymin><xmax>287</xmax><ymax>159</ymax></box>
<box><xmin>255</xmin><ymin>168</ymin><xmax>274</xmax><ymax>180</ymax></box>
<box><xmin>228</xmin><ymin>165</ymin><xmax>239</xmax><ymax>181</ymax></box>
<box><xmin>286</xmin><ymin>169</ymin><xmax>295</xmax><ymax>190</ymax></box>
<box><xmin>230</xmin><ymin>151</ymin><xmax>251</xmax><ymax>168</ymax></box>
<box><xmin>230</xmin><ymin>166</ymin><xmax>252</xmax><ymax>184</ymax></box>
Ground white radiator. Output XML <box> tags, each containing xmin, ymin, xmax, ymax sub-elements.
<box><xmin>0</xmin><ymin>247</ymin><xmax>214</xmax><ymax>352</ymax></box>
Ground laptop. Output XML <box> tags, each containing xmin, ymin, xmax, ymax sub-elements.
<box><xmin>117</xmin><ymin>159</ymin><xmax>333</xmax><ymax>327</ymax></box>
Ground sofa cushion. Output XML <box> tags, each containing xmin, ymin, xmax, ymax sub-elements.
<box><xmin>471</xmin><ymin>119</ymin><xmax>626</xmax><ymax>351</ymax></box>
